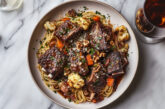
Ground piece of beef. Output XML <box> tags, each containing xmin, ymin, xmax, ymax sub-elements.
<box><xmin>38</xmin><ymin>47</ymin><xmax>66</xmax><ymax>79</ymax></box>
<box><xmin>54</xmin><ymin>20</ymin><xmax>83</xmax><ymax>41</ymax></box>
<box><xmin>87</xmin><ymin>64</ymin><xmax>107</xmax><ymax>94</ymax></box>
<box><xmin>105</xmin><ymin>51</ymin><xmax>124</xmax><ymax>77</ymax></box>
<box><xmin>87</xmin><ymin>73</ymin><xmax>106</xmax><ymax>94</ymax></box>
<box><xmin>88</xmin><ymin>21</ymin><xmax>112</xmax><ymax>51</ymax></box>
<box><xmin>68</xmin><ymin>50</ymin><xmax>89</xmax><ymax>76</ymax></box>
<box><xmin>67</xmin><ymin>9</ymin><xmax>77</xmax><ymax>17</ymax></box>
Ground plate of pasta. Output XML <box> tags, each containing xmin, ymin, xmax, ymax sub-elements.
<box><xmin>28</xmin><ymin>0</ymin><xmax>139</xmax><ymax>108</ymax></box>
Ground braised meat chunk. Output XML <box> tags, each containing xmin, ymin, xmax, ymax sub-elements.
<box><xmin>68</xmin><ymin>50</ymin><xmax>89</xmax><ymax>76</ymax></box>
<box><xmin>87</xmin><ymin>63</ymin><xmax>107</xmax><ymax>94</ymax></box>
<box><xmin>38</xmin><ymin>47</ymin><xmax>66</xmax><ymax>79</ymax></box>
<box><xmin>54</xmin><ymin>20</ymin><xmax>83</xmax><ymax>41</ymax></box>
<box><xmin>105</xmin><ymin>51</ymin><xmax>124</xmax><ymax>77</ymax></box>
<box><xmin>88</xmin><ymin>21</ymin><xmax>112</xmax><ymax>51</ymax></box>
<box><xmin>87</xmin><ymin>72</ymin><xmax>106</xmax><ymax>94</ymax></box>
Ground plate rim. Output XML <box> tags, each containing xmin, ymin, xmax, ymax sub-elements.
<box><xmin>27</xmin><ymin>0</ymin><xmax>139</xmax><ymax>108</ymax></box>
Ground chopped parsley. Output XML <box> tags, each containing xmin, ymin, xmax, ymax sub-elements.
<box><xmin>102</xmin><ymin>15</ymin><xmax>106</xmax><ymax>19</ymax></box>
<box><xmin>77</xmin><ymin>13</ymin><xmax>83</xmax><ymax>17</ymax></box>
<box><xmin>83</xmin><ymin>6</ymin><xmax>88</xmax><ymax>10</ymax></box>
<box><xmin>58</xmin><ymin>60</ymin><xmax>63</xmax><ymax>65</ymax></box>
<box><xmin>110</xmin><ymin>45</ymin><xmax>116</xmax><ymax>51</ymax></box>
<box><xmin>97</xmin><ymin>37</ymin><xmax>102</xmax><ymax>40</ymax></box>
<box><xmin>41</xmin><ymin>46</ymin><xmax>44</xmax><ymax>48</ymax></box>
<box><xmin>68</xmin><ymin>98</ymin><xmax>72</xmax><ymax>102</ymax></box>
<box><xmin>58</xmin><ymin>79</ymin><xmax>62</xmax><ymax>83</ymax></box>
<box><xmin>95</xmin><ymin>11</ymin><xmax>106</xmax><ymax>19</ymax></box>
<box><xmin>54</xmin><ymin>91</ymin><xmax>57</xmax><ymax>93</ymax></box>
<box><xmin>95</xmin><ymin>11</ymin><xmax>101</xmax><ymax>15</ymax></box>
<box><xmin>89</xmin><ymin>48</ymin><xmax>95</xmax><ymax>55</ymax></box>
<box><xmin>65</xmin><ymin>28</ymin><xmax>70</xmax><ymax>33</ymax></box>
<box><xmin>95</xmin><ymin>43</ymin><xmax>100</xmax><ymax>49</ymax></box>
<box><xmin>59</xmin><ymin>31</ymin><xmax>64</xmax><ymax>35</ymax></box>
<box><xmin>107</xmin><ymin>14</ymin><xmax>110</xmax><ymax>19</ymax></box>
<box><xmin>81</xmin><ymin>58</ymin><xmax>86</xmax><ymax>63</ymax></box>
<box><xmin>127</xmin><ymin>53</ymin><xmax>129</xmax><ymax>57</ymax></box>
<box><xmin>50</xmin><ymin>56</ymin><xmax>55</xmax><ymax>60</ymax></box>
<box><xmin>40</xmin><ymin>40</ymin><xmax>42</xmax><ymax>44</ymax></box>
<box><xmin>45</xmin><ymin>43</ymin><xmax>48</xmax><ymax>46</ymax></box>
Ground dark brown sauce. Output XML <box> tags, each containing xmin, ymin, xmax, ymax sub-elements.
<box><xmin>114</xmin><ymin>75</ymin><xmax>124</xmax><ymax>91</ymax></box>
<box><xmin>58</xmin><ymin>90</ymin><xmax>68</xmax><ymax>98</ymax></box>
<box><xmin>144</xmin><ymin>0</ymin><xmax>165</xmax><ymax>28</ymax></box>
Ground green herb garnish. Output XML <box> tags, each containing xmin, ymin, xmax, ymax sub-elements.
<box><xmin>68</xmin><ymin>98</ymin><xmax>72</xmax><ymax>102</ymax></box>
<box><xmin>110</xmin><ymin>45</ymin><xmax>116</xmax><ymax>51</ymax></box>
<box><xmin>77</xmin><ymin>13</ymin><xmax>83</xmax><ymax>17</ymax></box>
<box><xmin>81</xmin><ymin>58</ymin><xmax>86</xmax><ymax>63</ymax></box>
<box><xmin>54</xmin><ymin>91</ymin><xmax>57</xmax><ymax>93</ymax></box>
<box><xmin>95</xmin><ymin>43</ymin><xmax>100</xmax><ymax>49</ymax></box>
<box><xmin>95</xmin><ymin>11</ymin><xmax>101</xmax><ymax>15</ymax></box>
<box><xmin>98</xmin><ymin>37</ymin><xmax>102</xmax><ymax>40</ymax></box>
<box><xmin>41</xmin><ymin>46</ymin><xmax>44</xmax><ymax>48</ymax></box>
<box><xmin>65</xmin><ymin>28</ymin><xmax>70</xmax><ymax>33</ymax></box>
<box><xmin>127</xmin><ymin>53</ymin><xmax>129</xmax><ymax>57</ymax></box>
<box><xmin>83</xmin><ymin>6</ymin><xmax>88</xmax><ymax>10</ymax></box>
<box><xmin>40</xmin><ymin>40</ymin><xmax>42</xmax><ymax>44</ymax></box>
<box><xmin>50</xmin><ymin>56</ymin><xmax>55</xmax><ymax>60</ymax></box>
<box><xmin>58</xmin><ymin>79</ymin><xmax>61</xmax><ymax>83</ymax></box>
<box><xmin>89</xmin><ymin>48</ymin><xmax>95</xmax><ymax>55</ymax></box>
<box><xmin>45</xmin><ymin>43</ymin><xmax>48</xmax><ymax>46</ymax></box>
<box><xmin>59</xmin><ymin>31</ymin><xmax>63</xmax><ymax>35</ymax></box>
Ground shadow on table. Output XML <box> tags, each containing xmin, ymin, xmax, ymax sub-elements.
<box><xmin>103</xmin><ymin>39</ymin><xmax>147</xmax><ymax>109</ymax></box>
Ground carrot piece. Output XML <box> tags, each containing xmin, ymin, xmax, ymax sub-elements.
<box><xmin>80</xmin><ymin>52</ymin><xmax>82</xmax><ymax>56</ymax></box>
<box><xmin>92</xmin><ymin>99</ymin><xmax>97</xmax><ymax>103</ymax></box>
<box><xmin>107</xmin><ymin>77</ymin><xmax>114</xmax><ymax>87</ymax></box>
<box><xmin>61</xmin><ymin>18</ymin><xmax>70</xmax><ymax>21</ymax></box>
<box><xmin>56</xmin><ymin>39</ymin><xmax>64</xmax><ymax>49</ymax></box>
<box><xmin>86</xmin><ymin>54</ymin><xmax>94</xmax><ymax>66</ymax></box>
<box><xmin>92</xmin><ymin>16</ymin><xmax>100</xmax><ymax>21</ymax></box>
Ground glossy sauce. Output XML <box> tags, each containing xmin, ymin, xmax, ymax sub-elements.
<box><xmin>144</xmin><ymin>0</ymin><xmax>165</xmax><ymax>28</ymax></box>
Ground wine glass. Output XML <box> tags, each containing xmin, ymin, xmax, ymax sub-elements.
<box><xmin>133</xmin><ymin>0</ymin><xmax>165</xmax><ymax>44</ymax></box>
<box><xmin>0</xmin><ymin>0</ymin><xmax>23</xmax><ymax>11</ymax></box>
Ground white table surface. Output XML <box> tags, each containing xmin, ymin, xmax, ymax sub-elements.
<box><xmin>0</xmin><ymin>0</ymin><xmax>165</xmax><ymax>109</ymax></box>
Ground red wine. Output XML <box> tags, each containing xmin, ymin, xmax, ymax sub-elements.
<box><xmin>144</xmin><ymin>0</ymin><xmax>165</xmax><ymax>28</ymax></box>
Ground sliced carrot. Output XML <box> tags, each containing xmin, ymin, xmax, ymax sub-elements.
<box><xmin>79</xmin><ymin>52</ymin><xmax>82</xmax><ymax>56</ymax></box>
<box><xmin>92</xmin><ymin>16</ymin><xmax>100</xmax><ymax>21</ymax></box>
<box><xmin>107</xmin><ymin>77</ymin><xmax>114</xmax><ymax>87</ymax></box>
<box><xmin>86</xmin><ymin>54</ymin><xmax>94</xmax><ymax>66</ymax></box>
<box><xmin>92</xmin><ymin>99</ymin><xmax>97</xmax><ymax>103</ymax></box>
<box><xmin>61</xmin><ymin>18</ymin><xmax>70</xmax><ymax>21</ymax></box>
<box><xmin>56</xmin><ymin>39</ymin><xmax>64</xmax><ymax>49</ymax></box>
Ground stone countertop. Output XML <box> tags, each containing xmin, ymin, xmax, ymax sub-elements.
<box><xmin>0</xmin><ymin>0</ymin><xmax>165</xmax><ymax>109</ymax></box>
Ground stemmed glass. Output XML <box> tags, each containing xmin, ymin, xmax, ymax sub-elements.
<box><xmin>0</xmin><ymin>0</ymin><xmax>23</xmax><ymax>11</ymax></box>
<box><xmin>133</xmin><ymin>0</ymin><xmax>165</xmax><ymax>44</ymax></box>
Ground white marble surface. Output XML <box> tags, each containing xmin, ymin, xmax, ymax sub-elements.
<box><xmin>0</xmin><ymin>0</ymin><xmax>165</xmax><ymax>109</ymax></box>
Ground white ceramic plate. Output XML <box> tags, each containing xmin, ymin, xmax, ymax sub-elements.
<box><xmin>28</xmin><ymin>0</ymin><xmax>139</xmax><ymax>108</ymax></box>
